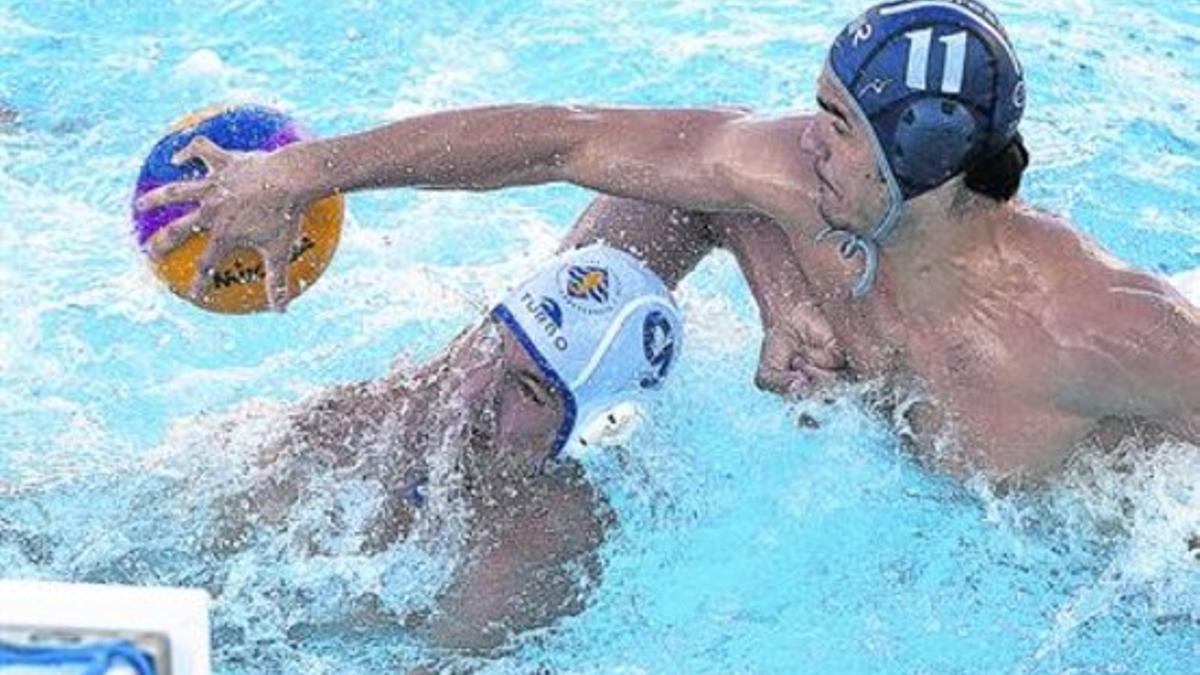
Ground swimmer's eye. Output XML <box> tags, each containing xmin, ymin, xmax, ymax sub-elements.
<box><xmin>817</xmin><ymin>96</ymin><xmax>851</xmax><ymax>136</ymax></box>
<box><xmin>511</xmin><ymin>371</ymin><xmax>551</xmax><ymax>407</ymax></box>
<box><xmin>826</xmin><ymin>113</ymin><xmax>850</xmax><ymax>137</ymax></box>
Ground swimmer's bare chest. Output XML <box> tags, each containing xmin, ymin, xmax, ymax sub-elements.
<box><xmin>778</xmin><ymin>225</ymin><xmax>1102</xmax><ymax>475</ymax></box>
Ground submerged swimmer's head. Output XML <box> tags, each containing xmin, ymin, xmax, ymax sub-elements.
<box><xmin>490</xmin><ymin>244</ymin><xmax>683</xmax><ymax>463</ymax></box>
<box><xmin>809</xmin><ymin>0</ymin><xmax>1028</xmax><ymax>294</ymax></box>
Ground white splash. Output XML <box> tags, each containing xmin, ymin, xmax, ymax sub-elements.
<box><xmin>174</xmin><ymin>49</ymin><xmax>234</xmax><ymax>80</ymax></box>
<box><xmin>1010</xmin><ymin>442</ymin><xmax>1200</xmax><ymax>666</ymax></box>
<box><xmin>1171</xmin><ymin>268</ymin><xmax>1200</xmax><ymax>304</ymax></box>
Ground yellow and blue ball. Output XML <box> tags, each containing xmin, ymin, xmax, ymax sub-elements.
<box><xmin>132</xmin><ymin>104</ymin><xmax>343</xmax><ymax>314</ymax></box>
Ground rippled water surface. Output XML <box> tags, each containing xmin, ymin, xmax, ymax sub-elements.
<box><xmin>1</xmin><ymin>1</ymin><xmax>1198</xmax><ymax>673</ymax></box>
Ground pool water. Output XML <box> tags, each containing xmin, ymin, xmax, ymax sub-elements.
<box><xmin>1</xmin><ymin>0</ymin><xmax>1198</xmax><ymax>672</ymax></box>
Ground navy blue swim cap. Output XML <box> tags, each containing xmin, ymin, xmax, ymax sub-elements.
<box><xmin>823</xmin><ymin>0</ymin><xmax>1025</xmax><ymax>295</ymax></box>
<box><xmin>829</xmin><ymin>0</ymin><xmax>1025</xmax><ymax>200</ymax></box>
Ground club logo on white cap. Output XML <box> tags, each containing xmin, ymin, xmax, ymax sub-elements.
<box><xmin>559</xmin><ymin>263</ymin><xmax>622</xmax><ymax>315</ymax></box>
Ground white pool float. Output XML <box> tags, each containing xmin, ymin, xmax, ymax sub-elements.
<box><xmin>0</xmin><ymin>580</ymin><xmax>211</xmax><ymax>675</ymax></box>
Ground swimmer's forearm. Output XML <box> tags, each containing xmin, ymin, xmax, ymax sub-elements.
<box><xmin>282</xmin><ymin>106</ymin><xmax>569</xmax><ymax>197</ymax></box>
<box><xmin>276</xmin><ymin>105</ymin><xmax>750</xmax><ymax>209</ymax></box>
<box><xmin>711</xmin><ymin>216</ymin><xmax>817</xmax><ymax>323</ymax></box>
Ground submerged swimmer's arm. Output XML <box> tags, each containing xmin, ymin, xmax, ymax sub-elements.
<box><xmin>419</xmin><ymin>465</ymin><xmax>611</xmax><ymax>653</ymax></box>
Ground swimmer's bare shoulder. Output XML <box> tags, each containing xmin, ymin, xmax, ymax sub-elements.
<box><xmin>259</xmin><ymin>378</ymin><xmax>414</xmax><ymax>467</ymax></box>
<box><xmin>1004</xmin><ymin>207</ymin><xmax>1200</xmax><ymax>435</ymax></box>
<box><xmin>207</xmin><ymin>375</ymin><xmax>429</xmax><ymax>555</ymax></box>
<box><xmin>999</xmin><ymin>207</ymin><xmax>1159</xmax><ymax>292</ymax></box>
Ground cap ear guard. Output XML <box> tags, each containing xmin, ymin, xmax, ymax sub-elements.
<box><xmin>891</xmin><ymin>97</ymin><xmax>979</xmax><ymax>195</ymax></box>
<box><xmin>828</xmin><ymin>0</ymin><xmax>1025</xmax><ymax>202</ymax></box>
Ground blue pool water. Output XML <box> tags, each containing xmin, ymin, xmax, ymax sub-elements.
<box><xmin>1</xmin><ymin>0</ymin><xmax>1199</xmax><ymax>672</ymax></box>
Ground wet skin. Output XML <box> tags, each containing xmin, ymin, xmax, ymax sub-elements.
<box><xmin>134</xmin><ymin>83</ymin><xmax>1199</xmax><ymax>479</ymax></box>
<box><xmin>214</xmin><ymin>313</ymin><xmax>607</xmax><ymax>653</ymax></box>
<box><xmin>139</xmin><ymin>42</ymin><xmax>1200</xmax><ymax>661</ymax></box>
<box><xmin>720</xmin><ymin>75</ymin><xmax>1200</xmax><ymax>477</ymax></box>
<box><xmin>213</xmin><ymin>201</ymin><xmax>717</xmax><ymax>655</ymax></box>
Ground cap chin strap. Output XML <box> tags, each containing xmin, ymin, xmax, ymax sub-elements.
<box><xmin>820</xmin><ymin>64</ymin><xmax>906</xmax><ymax>298</ymax></box>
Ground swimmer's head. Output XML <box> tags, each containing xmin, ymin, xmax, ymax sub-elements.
<box><xmin>491</xmin><ymin>244</ymin><xmax>683</xmax><ymax>461</ymax></box>
<box><xmin>808</xmin><ymin>0</ymin><xmax>1028</xmax><ymax>292</ymax></box>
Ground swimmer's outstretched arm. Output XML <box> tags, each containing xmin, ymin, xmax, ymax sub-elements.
<box><xmin>301</xmin><ymin>106</ymin><xmax>818</xmax><ymax>212</ymax></box>
<box><xmin>136</xmin><ymin>105</ymin><xmax>822</xmax><ymax>310</ymax></box>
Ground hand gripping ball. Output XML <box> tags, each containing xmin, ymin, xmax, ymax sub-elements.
<box><xmin>132</xmin><ymin>104</ymin><xmax>343</xmax><ymax>313</ymax></box>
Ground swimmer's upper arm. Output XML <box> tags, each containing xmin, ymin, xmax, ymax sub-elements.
<box><xmin>559</xmin><ymin>108</ymin><xmax>820</xmax><ymax>221</ymax></box>
<box><xmin>1054</xmin><ymin>275</ymin><xmax>1200</xmax><ymax>424</ymax></box>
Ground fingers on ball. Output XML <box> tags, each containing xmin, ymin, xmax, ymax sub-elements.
<box><xmin>190</xmin><ymin>238</ymin><xmax>237</xmax><ymax>299</ymax></box>
<box><xmin>173</xmin><ymin>135</ymin><xmax>230</xmax><ymax>171</ymax></box>
<box><xmin>137</xmin><ymin>180</ymin><xmax>208</xmax><ymax>211</ymax></box>
<box><xmin>262</xmin><ymin>246</ymin><xmax>293</xmax><ymax>312</ymax></box>
<box><xmin>148</xmin><ymin>211</ymin><xmax>205</xmax><ymax>261</ymax></box>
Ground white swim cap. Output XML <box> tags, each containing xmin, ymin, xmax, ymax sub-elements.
<box><xmin>491</xmin><ymin>244</ymin><xmax>684</xmax><ymax>458</ymax></box>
